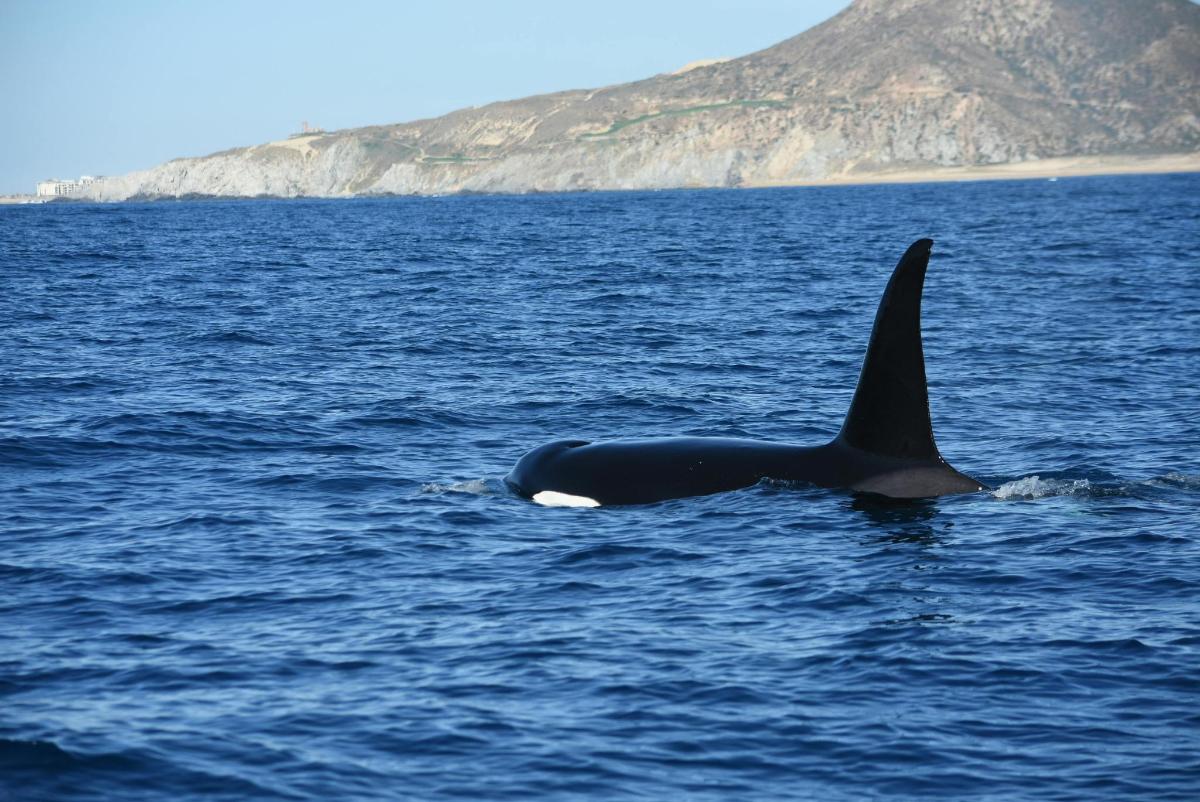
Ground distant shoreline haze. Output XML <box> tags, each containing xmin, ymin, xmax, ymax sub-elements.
<box><xmin>5</xmin><ymin>0</ymin><xmax>1198</xmax><ymax>198</ymax></box>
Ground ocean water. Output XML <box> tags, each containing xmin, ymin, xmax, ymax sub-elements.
<box><xmin>2</xmin><ymin>174</ymin><xmax>1198</xmax><ymax>801</ymax></box>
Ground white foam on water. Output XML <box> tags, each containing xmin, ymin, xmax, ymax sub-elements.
<box><xmin>992</xmin><ymin>475</ymin><xmax>1093</xmax><ymax>500</ymax></box>
<box><xmin>420</xmin><ymin>479</ymin><xmax>497</xmax><ymax>496</ymax></box>
<box><xmin>532</xmin><ymin>490</ymin><xmax>601</xmax><ymax>508</ymax></box>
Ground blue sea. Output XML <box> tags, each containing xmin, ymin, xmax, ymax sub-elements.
<box><xmin>2</xmin><ymin>174</ymin><xmax>1198</xmax><ymax>801</ymax></box>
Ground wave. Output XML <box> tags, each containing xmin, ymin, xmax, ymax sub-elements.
<box><xmin>0</xmin><ymin>737</ymin><xmax>289</xmax><ymax>799</ymax></box>
<box><xmin>185</xmin><ymin>330</ymin><xmax>276</xmax><ymax>346</ymax></box>
<box><xmin>555</xmin><ymin>543</ymin><xmax>707</xmax><ymax>567</ymax></box>
<box><xmin>0</xmin><ymin>737</ymin><xmax>130</xmax><ymax>772</ymax></box>
<box><xmin>244</xmin><ymin>473</ymin><xmax>415</xmax><ymax>492</ymax></box>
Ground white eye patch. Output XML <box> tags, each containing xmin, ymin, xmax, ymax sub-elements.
<box><xmin>532</xmin><ymin>491</ymin><xmax>601</xmax><ymax>508</ymax></box>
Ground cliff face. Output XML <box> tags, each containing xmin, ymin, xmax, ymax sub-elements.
<box><xmin>87</xmin><ymin>0</ymin><xmax>1200</xmax><ymax>200</ymax></box>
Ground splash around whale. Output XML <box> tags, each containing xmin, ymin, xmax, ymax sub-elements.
<box><xmin>506</xmin><ymin>239</ymin><xmax>987</xmax><ymax>506</ymax></box>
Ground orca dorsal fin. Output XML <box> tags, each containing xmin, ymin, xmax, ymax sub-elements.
<box><xmin>836</xmin><ymin>238</ymin><xmax>941</xmax><ymax>461</ymax></box>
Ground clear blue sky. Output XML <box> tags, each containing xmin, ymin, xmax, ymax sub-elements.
<box><xmin>0</xmin><ymin>1</ymin><xmax>850</xmax><ymax>194</ymax></box>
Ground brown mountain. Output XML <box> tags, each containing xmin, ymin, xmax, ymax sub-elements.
<box><xmin>88</xmin><ymin>0</ymin><xmax>1200</xmax><ymax>199</ymax></box>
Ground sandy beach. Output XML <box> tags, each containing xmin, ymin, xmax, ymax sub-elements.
<box><xmin>749</xmin><ymin>152</ymin><xmax>1200</xmax><ymax>189</ymax></box>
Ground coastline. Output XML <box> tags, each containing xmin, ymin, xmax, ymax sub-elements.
<box><xmin>3</xmin><ymin>152</ymin><xmax>1196</xmax><ymax>204</ymax></box>
<box><xmin>0</xmin><ymin>195</ymin><xmax>53</xmax><ymax>205</ymax></box>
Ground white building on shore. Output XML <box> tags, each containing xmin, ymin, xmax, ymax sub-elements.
<box><xmin>36</xmin><ymin>175</ymin><xmax>104</xmax><ymax>197</ymax></box>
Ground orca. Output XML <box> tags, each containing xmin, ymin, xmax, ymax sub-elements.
<box><xmin>506</xmin><ymin>239</ymin><xmax>987</xmax><ymax>506</ymax></box>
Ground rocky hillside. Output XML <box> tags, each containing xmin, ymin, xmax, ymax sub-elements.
<box><xmin>86</xmin><ymin>0</ymin><xmax>1200</xmax><ymax>199</ymax></box>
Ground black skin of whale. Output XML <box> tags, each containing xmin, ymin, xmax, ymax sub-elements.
<box><xmin>506</xmin><ymin>239</ymin><xmax>987</xmax><ymax>505</ymax></box>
